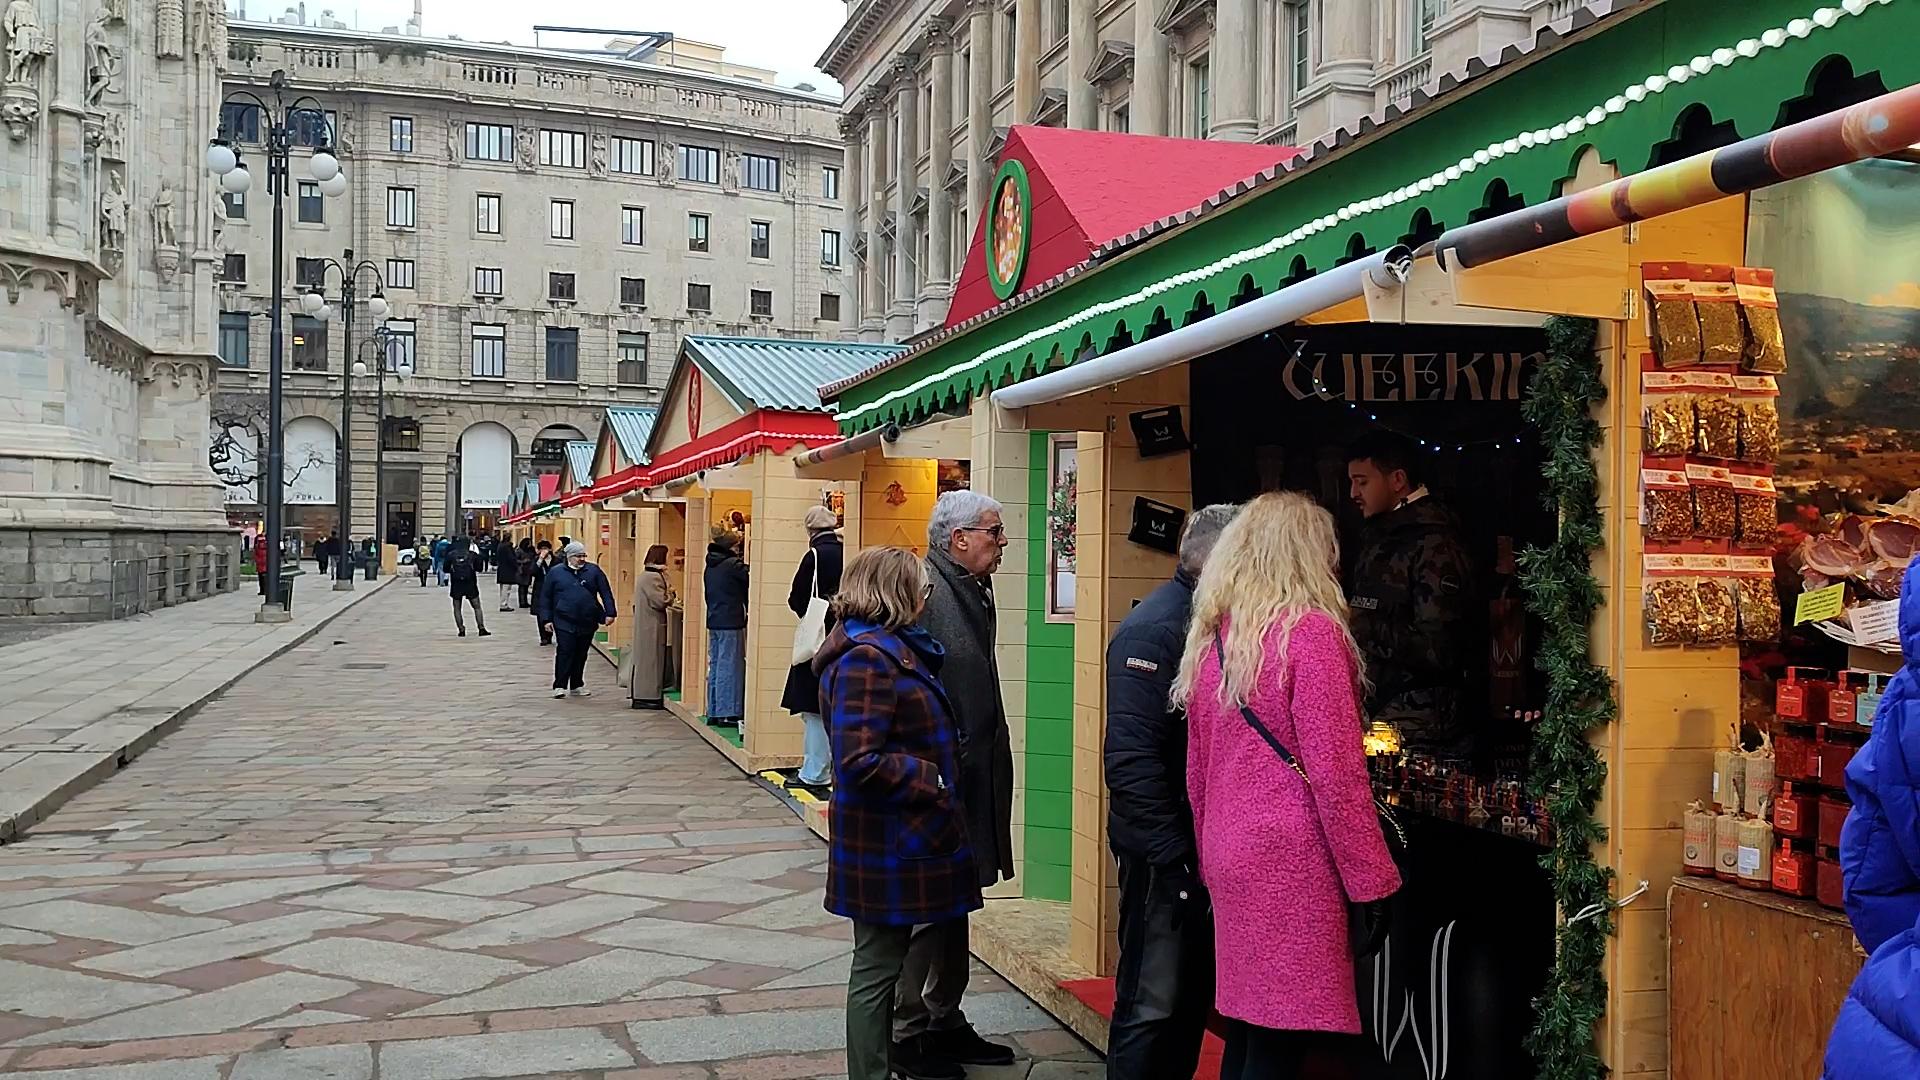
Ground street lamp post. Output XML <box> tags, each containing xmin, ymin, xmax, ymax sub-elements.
<box><xmin>206</xmin><ymin>70</ymin><xmax>346</xmax><ymax>622</ymax></box>
<box><xmin>356</xmin><ymin>325</ymin><xmax>413</xmax><ymax>575</ymax></box>
<box><xmin>305</xmin><ymin>251</ymin><xmax>389</xmax><ymax>590</ymax></box>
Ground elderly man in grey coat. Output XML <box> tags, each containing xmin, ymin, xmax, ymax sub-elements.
<box><xmin>889</xmin><ymin>489</ymin><xmax>1018</xmax><ymax>1080</ymax></box>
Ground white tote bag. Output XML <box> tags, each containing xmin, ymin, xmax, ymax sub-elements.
<box><xmin>789</xmin><ymin>555</ymin><xmax>830</xmax><ymax>665</ymax></box>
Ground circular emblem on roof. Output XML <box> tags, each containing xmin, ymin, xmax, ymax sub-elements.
<box><xmin>986</xmin><ymin>159</ymin><xmax>1032</xmax><ymax>301</ymax></box>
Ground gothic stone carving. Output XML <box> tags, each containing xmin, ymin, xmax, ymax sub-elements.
<box><xmin>191</xmin><ymin>0</ymin><xmax>227</xmax><ymax>71</ymax></box>
<box><xmin>156</xmin><ymin>0</ymin><xmax>184</xmax><ymax>59</ymax></box>
<box><xmin>84</xmin><ymin>4</ymin><xmax>125</xmax><ymax>109</ymax></box>
<box><xmin>589</xmin><ymin>133</ymin><xmax>608</xmax><ymax>178</ymax></box>
<box><xmin>151</xmin><ymin>182</ymin><xmax>180</xmax><ymax>282</ymax></box>
<box><xmin>142</xmin><ymin>355</ymin><xmax>212</xmax><ymax>394</ymax></box>
<box><xmin>99</xmin><ymin>168</ymin><xmax>128</xmax><ymax>273</ymax></box>
<box><xmin>2</xmin><ymin>0</ymin><xmax>48</xmax><ymax>139</ymax></box>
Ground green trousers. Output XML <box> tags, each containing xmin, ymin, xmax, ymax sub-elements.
<box><xmin>847</xmin><ymin>920</ymin><xmax>914</xmax><ymax>1080</ymax></box>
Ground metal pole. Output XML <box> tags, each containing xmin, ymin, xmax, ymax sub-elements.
<box><xmin>334</xmin><ymin>248</ymin><xmax>355</xmax><ymax>590</ymax></box>
<box><xmin>260</xmin><ymin>105</ymin><xmax>290</xmax><ymax>622</ymax></box>
<box><xmin>374</xmin><ymin>346</ymin><xmax>385</xmax><ymax>575</ymax></box>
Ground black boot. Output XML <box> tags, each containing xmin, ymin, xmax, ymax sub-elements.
<box><xmin>923</xmin><ymin>1025</ymin><xmax>1015</xmax><ymax>1067</ymax></box>
<box><xmin>890</xmin><ymin>1035</ymin><xmax>966</xmax><ymax>1080</ymax></box>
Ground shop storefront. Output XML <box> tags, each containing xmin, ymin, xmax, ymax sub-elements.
<box><xmin>815</xmin><ymin>1</ymin><xmax>1920</xmax><ymax>1074</ymax></box>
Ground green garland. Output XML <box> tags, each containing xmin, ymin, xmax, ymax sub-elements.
<box><xmin>1517</xmin><ymin>315</ymin><xmax>1619</xmax><ymax>1080</ymax></box>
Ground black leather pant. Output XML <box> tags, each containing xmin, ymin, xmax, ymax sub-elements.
<box><xmin>1106</xmin><ymin>851</ymin><xmax>1214</xmax><ymax>1080</ymax></box>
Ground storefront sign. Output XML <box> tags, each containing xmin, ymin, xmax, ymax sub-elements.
<box><xmin>1275</xmin><ymin>340</ymin><xmax>1543</xmax><ymax>403</ymax></box>
<box><xmin>986</xmin><ymin>159</ymin><xmax>1032</xmax><ymax>301</ymax></box>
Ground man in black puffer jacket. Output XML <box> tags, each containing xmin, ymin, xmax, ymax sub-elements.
<box><xmin>1102</xmin><ymin>503</ymin><xmax>1238</xmax><ymax>1080</ymax></box>
<box><xmin>536</xmin><ymin>541</ymin><xmax>617</xmax><ymax>699</ymax></box>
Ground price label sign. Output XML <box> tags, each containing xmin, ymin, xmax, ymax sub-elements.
<box><xmin>1793</xmin><ymin>582</ymin><xmax>1847</xmax><ymax>625</ymax></box>
<box><xmin>1849</xmin><ymin>599</ymin><xmax>1901</xmax><ymax>645</ymax></box>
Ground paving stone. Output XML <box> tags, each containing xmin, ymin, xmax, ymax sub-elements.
<box><xmin>756</xmin><ymin>952</ymin><xmax>854</xmax><ymax>990</ymax></box>
<box><xmin>672</xmin><ymin>825</ymin><xmax>818</xmax><ymax>847</ymax></box>
<box><xmin>0</xmin><ymin>957</ymin><xmax>190</xmax><ymax>1019</ymax></box>
<box><xmin>139</xmin><ymin>851</ymin><xmax>326</xmax><ymax>873</ymax></box>
<box><xmin>265</xmin><ymin>936</ymin><xmax>532</xmax><ymax>994</ymax></box>
<box><xmin>375</xmin><ymin>1028</ymin><xmax>635</xmax><ymax>1079</ymax></box>
<box><xmin>419</xmin><ymin>860</ymin><xmax>631</xmax><ymax>898</ymax></box>
<box><xmin>716</xmin><ymin>892</ymin><xmax>841</xmax><ymax>932</ymax></box>
<box><xmin>0</xmin><ymin>1058</ymin><xmax>227</xmax><ymax>1080</ymax></box>
<box><xmin>0</xmin><ymin>885</ymin><xmax>109</xmax><ymax>908</ymax></box>
<box><xmin>407</xmin><ymin>948</ymin><xmax>713</xmax><ymax>1015</ymax></box>
<box><xmin>963</xmin><ymin>992</ymin><xmax>1061</xmax><ymax>1036</ymax></box>
<box><xmin>575</xmin><ymin>834</ymin><xmax>680</xmax><ymax>853</ymax></box>
<box><xmin>385</xmin><ymin>838</ymin><xmax>579</xmax><ymax>862</ymax></box>
<box><xmin>231</xmin><ymin>1043</ymin><xmax>373</xmax><ymax>1080</ymax></box>
<box><xmin>0</xmin><ymin>927</ymin><xmax>55</xmax><ymax>945</ymax></box>
<box><xmin>587</xmin><ymin>918</ymin><xmax>850</xmax><ymax>970</ymax></box>
<box><xmin>15</xmin><ymin>972</ymin><xmax>357</xmax><ymax>1044</ymax></box>
<box><xmin>0</xmin><ymin>900</ymin><xmax>229</xmax><ymax>944</ymax></box>
<box><xmin>572</xmin><ymin>870</ymin><xmax>790</xmax><ymax>905</ymax></box>
<box><xmin>629</xmin><ymin>978</ymin><xmax>737</xmax><ymax>1000</ymax></box>
<box><xmin>0</xmin><ymin>861</ymin><xmax>135</xmax><ymax>882</ymax></box>
<box><xmin>285</xmin><ymin>885</ymin><xmax>529</xmax><ymax>922</ymax></box>
<box><xmin>1027</xmin><ymin>1062</ymin><xmax>1105</xmax><ymax>1079</ymax></box>
<box><xmin>156</xmin><ymin>874</ymin><xmax>356</xmax><ymax>914</ymax></box>
<box><xmin>77</xmin><ymin>911</ymin><xmax>381</xmax><ymax>977</ymax></box>
<box><xmin>258</xmin><ymin>1009</ymin><xmax>366</xmax><ymax>1028</ymax></box>
<box><xmin>625</xmin><ymin>1005</ymin><xmax>848</xmax><ymax>1062</ymax></box>
<box><xmin>426</xmin><ymin>892</ymin><xmax>662</xmax><ymax>950</ymax></box>
<box><xmin>685</xmin><ymin>850</ymin><xmax>827</xmax><ymax>881</ymax></box>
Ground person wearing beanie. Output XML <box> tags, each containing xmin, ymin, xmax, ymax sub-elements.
<box><xmin>535</xmin><ymin>540</ymin><xmax>618</xmax><ymax>698</ymax></box>
<box><xmin>703</xmin><ymin>527</ymin><xmax>751</xmax><ymax>728</ymax></box>
<box><xmin>782</xmin><ymin>505</ymin><xmax>844</xmax><ymax>793</ymax></box>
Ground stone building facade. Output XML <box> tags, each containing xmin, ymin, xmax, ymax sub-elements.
<box><xmin>213</xmin><ymin>21</ymin><xmax>846</xmax><ymax>544</ymax></box>
<box><xmin>1</xmin><ymin>0</ymin><xmax>237</xmax><ymax>619</ymax></box>
<box><xmin>819</xmin><ymin>0</ymin><xmax>1590</xmax><ymax>341</ymax></box>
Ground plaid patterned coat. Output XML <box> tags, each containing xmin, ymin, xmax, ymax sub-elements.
<box><xmin>814</xmin><ymin>619</ymin><xmax>985</xmax><ymax>927</ymax></box>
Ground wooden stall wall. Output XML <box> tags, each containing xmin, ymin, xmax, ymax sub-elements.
<box><xmin>678</xmin><ymin>494</ymin><xmax>712</xmax><ymax>720</ymax></box>
<box><xmin>860</xmin><ymin>455</ymin><xmax>940</xmax><ymax>555</ymax></box>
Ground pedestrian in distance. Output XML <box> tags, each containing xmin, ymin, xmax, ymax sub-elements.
<box><xmin>813</xmin><ymin>546</ymin><xmax>983</xmax><ymax>1080</ymax></box>
<box><xmin>1103</xmin><ymin>502</ymin><xmax>1240</xmax><ymax>1080</ymax></box>
<box><xmin>254</xmin><ymin>532</ymin><xmax>269</xmax><ymax>596</ymax></box>
<box><xmin>432</xmin><ymin>534</ymin><xmax>452</xmax><ymax>587</ymax></box>
<box><xmin>537</xmin><ymin>541</ymin><xmax>617</xmax><ymax>698</ymax></box>
<box><xmin>783</xmin><ymin>506</ymin><xmax>844</xmax><ymax>794</ymax></box>
<box><xmin>445</xmin><ymin>536</ymin><xmax>489</xmax><ymax>639</ymax></box>
<box><xmin>1823</xmin><ymin>558</ymin><xmax>1920</xmax><ymax>1080</ymax></box>
<box><xmin>515</xmin><ymin>537</ymin><xmax>537</xmax><ymax>610</ymax></box>
<box><xmin>703</xmin><ymin>527</ymin><xmax>751</xmax><ymax>730</ymax></box>
<box><xmin>892</xmin><ymin>489</ymin><xmax>1017</xmax><ymax>1078</ymax></box>
<box><xmin>415</xmin><ymin>538</ymin><xmax>431</xmax><ymax>586</ymax></box>
<box><xmin>1175</xmin><ymin>491</ymin><xmax>1401</xmax><ymax>1080</ymax></box>
<box><xmin>495</xmin><ymin>539</ymin><xmax>520</xmax><ymax>611</ymax></box>
<box><xmin>528</xmin><ymin>539</ymin><xmax>555</xmax><ymax>646</ymax></box>
<box><xmin>316</xmin><ymin>529</ymin><xmax>338</xmax><ymax>576</ymax></box>
<box><xmin>625</xmin><ymin>544</ymin><xmax>675</xmax><ymax>711</ymax></box>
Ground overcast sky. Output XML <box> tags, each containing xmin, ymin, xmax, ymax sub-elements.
<box><xmin>236</xmin><ymin>1</ymin><xmax>850</xmax><ymax>92</ymax></box>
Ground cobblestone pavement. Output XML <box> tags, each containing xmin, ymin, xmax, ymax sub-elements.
<box><xmin>0</xmin><ymin>585</ymin><xmax>1099</xmax><ymax>1079</ymax></box>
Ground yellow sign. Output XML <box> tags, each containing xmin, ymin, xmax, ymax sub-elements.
<box><xmin>1793</xmin><ymin>583</ymin><xmax>1847</xmax><ymax>626</ymax></box>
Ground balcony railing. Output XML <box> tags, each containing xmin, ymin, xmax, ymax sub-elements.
<box><xmin>1382</xmin><ymin>55</ymin><xmax>1434</xmax><ymax>103</ymax></box>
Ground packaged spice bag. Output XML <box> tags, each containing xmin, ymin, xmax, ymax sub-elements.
<box><xmin>1743</xmin><ymin>729</ymin><xmax>1778</xmax><ymax>816</ymax></box>
<box><xmin>1643</xmin><ymin>467</ymin><xmax>1694</xmax><ymax>541</ymax></box>
<box><xmin>1693</xmin><ymin>264</ymin><xmax>1746</xmax><ymax>367</ymax></box>
<box><xmin>1714</xmin><ymin>810</ymin><xmax>1742</xmax><ymax>881</ymax></box>
<box><xmin>1683</xmin><ymin>801</ymin><xmax>1717</xmax><ymax>875</ymax></box>
<box><xmin>1732</xmin><ymin>555</ymin><xmax>1782</xmax><ymax>642</ymax></box>
<box><xmin>1734</xmin><ymin>375</ymin><xmax>1781</xmax><ymax>464</ymax></box>
<box><xmin>1644</xmin><ymin>558</ymin><xmax>1702</xmax><ymax>646</ymax></box>
<box><xmin>1713</xmin><ymin>736</ymin><xmax>1746</xmax><ymax>813</ymax></box>
<box><xmin>1645</xmin><ymin>261</ymin><xmax>1702</xmax><ymax>368</ymax></box>
<box><xmin>1735</xmin><ymin>266</ymin><xmax>1787</xmax><ymax>374</ymax></box>
<box><xmin>1730</xmin><ymin>470</ymin><xmax>1779</xmax><ymax>547</ymax></box>
<box><xmin>1736</xmin><ymin>811</ymin><xmax>1774</xmax><ymax>888</ymax></box>
<box><xmin>1694</xmin><ymin>391</ymin><xmax>1741</xmax><ymax>459</ymax></box>
<box><xmin>1687</xmin><ymin>463</ymin><xmax>1737</xmax><ymax>540</ymax></box>
<box><xmin>1642</xmin><ymin>370</ymin><xmax>1700</xmax><ymax>457</ymax></box>
<box><xmin>1696</xmin><ymin>577</ymin><xmax>1738</xmax><ymax>645</ymax></box>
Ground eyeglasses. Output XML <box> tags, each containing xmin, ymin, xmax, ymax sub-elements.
<box><xmin>923</xmin><ymin>581</ymin><xmax>936</xmax><ymax>599</ymax></box>
<box><xmin>957</xmin><ymin>525</ymin><xmax>1007</xmax><ymax>540</ymax></box>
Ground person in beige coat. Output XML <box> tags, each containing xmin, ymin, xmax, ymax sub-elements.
<box><xmin>623</xmin><ymin>544</ymin><xmax>674</xmax><ymax>710</ymax></box>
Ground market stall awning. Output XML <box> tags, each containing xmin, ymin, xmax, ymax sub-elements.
<box><xmin>646</xmin><ymin>410</ymin><xmax>842</xmax><ymax>487</ymax></box>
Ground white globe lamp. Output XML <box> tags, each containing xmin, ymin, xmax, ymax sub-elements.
<box><xmin>308</xmin><ymin>150</ymin><xmax>340</xmax><ymax>182</ymax></box>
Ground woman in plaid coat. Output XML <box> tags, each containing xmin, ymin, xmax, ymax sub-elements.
<box><xmin>813</xmin><ymin>546</ymin><xmax>983</xmax><ymax>1080</ymax></box>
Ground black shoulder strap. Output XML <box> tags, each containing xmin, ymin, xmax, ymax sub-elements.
<box><xmin>1213</xmin><ymin>636</ymin><xmax>1310</xmax><ymax>785</ymax></box>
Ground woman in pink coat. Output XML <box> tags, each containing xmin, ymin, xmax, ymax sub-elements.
<box><xmin>1175</xmin><ymin>491</ymin><xmax>1402</xmax><ymax>1078</ymax></box>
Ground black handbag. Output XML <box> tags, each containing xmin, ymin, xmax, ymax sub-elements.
<box><xmin>1212</xmin><ymin>637</ymin><xmax>1407</xmax><ymax>957</ymax></box>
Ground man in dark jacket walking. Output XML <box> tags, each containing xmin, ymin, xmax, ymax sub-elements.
<box><xmin>891</xmin><ymin>490</ymin><xmax>1017</xmax><ymax>1077</ymax></box>
<box><xmin>445</xmin><ymin>536</ymin><xmax>488</xmax><ymax>638</ymax></box>
<box><xmin>1103</xmin><ymin>503</ymin><xmax>1238</xmax><ymax>1080</ymax></box>
<box><xmin>703</xmin><ymin>530</ymin><xmax>751</xmax><ymax>728</ymax></box>
<box><xmin>537</xmin><ymin>541</ymin><xmax>617</xmax><ymax>698</ymax></box>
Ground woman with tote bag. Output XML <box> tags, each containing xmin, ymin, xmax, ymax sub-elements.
<box><xmin>782</xmin><ymin>506</ymin><xmax>843</xmax><ymax>793</ymax></box>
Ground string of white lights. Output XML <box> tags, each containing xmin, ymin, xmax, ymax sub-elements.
<box><xmin>837</xmin><ymin>0</ymin><xmax>1893</xmax><ymax>425</ymax></box>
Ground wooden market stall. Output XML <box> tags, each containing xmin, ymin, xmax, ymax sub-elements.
<box><xmin>575</xmin><ymin>407</ymin><xmax>662</xmax><ymax>669</ymax></box>
<box><xmin>815</xmin><ymin>2</ymin><xmax>1920</xmax><ymax>1073</ymax></box>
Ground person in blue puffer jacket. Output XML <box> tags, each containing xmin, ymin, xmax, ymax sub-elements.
<box><xmin>1824</xmin><ymin>558</ymin><xmax>1920</xmax><ymax>1080</ymax></box>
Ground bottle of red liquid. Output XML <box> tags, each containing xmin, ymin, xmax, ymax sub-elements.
<box><xmin>1773</xmin><ymin>839</ymin><xmax>1815</xmax><ymax>898</ymax></box>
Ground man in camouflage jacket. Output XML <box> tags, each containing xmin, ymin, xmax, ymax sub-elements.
<box><xmin>1347</xmin><ymin>433</ymin><xmax>1476</xmax><ymax>758</ymax></box>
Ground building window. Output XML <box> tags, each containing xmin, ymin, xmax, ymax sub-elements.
<box><xmin>297</xmin><ymin>180</ymin><xmax>323</xmax><ymax>223</ymax></box>
<box><xmin>465</xmin><ymin>122</ymin><xmax>513</xmax><ymax>161</ymax></box>
<box><xmin>621</xmin><ymin>206</ymin><xmax>646</xmax><ymax>246</ymax></box>
<box><xmin>750</xmin><ymin>289</ymin><xmax>773</xmax><ymax>317</ymax></box>
<box><xmin>617</xmin><ymin>332</ymin><xmax>649</xmax><ymax>385</ymax></box>
<box><xmin>475</xmin><ymin>193</ymin><xmax>501</xmax><ymax>234</ymax></box>
<box><xmin>687</xmin><ymin>213</ymin><xmax>710</xmax><ymax>253</ymax></box>
<box><xmin>383</xmin><ymin>318</ymin><xmax>417</xmax><ymax>373</ymax></box>
<box><xmin>611</xmin><ymin>136</ymin><xmax>654</xmax><ymax>175</ymax></box>
<box><xmin>290</xmin><ymin>314</ymin><xmax>328</xmax><ymax>371</ymax></box>
<box><xmin>687</xmin><ymin>283</ymin><xmax>712</xmax><ymax>313</ymax></box>
<box><xmin>1109</xmin><ymin>102</ymin><xmax>1131</xmax><ymax>133</ymax></box>
<box><xmin>1050</xmin><ymin>0</ymin><xmax>1069</xmax><ymax>43</ymax></box>
<box><xmin>549</xmin><ymin>199</ymin><xmax>575</xmax><ymax>240</ymax></box>
<box><xmin>1289</xmin><ymin>0</ymin><xmax>1312</xmax><ymax>93</ymax></box>
<box><xmin>474</xmin><ymin>266</ymin><xmax>503</xmax><ymax>298</ymax></box>
<box><xmin>821</xmin><ymin>229</ymin><xmax>842</xmax><ymax>267</ymax></box>
<box><xmin>1046</xmin><ymin>433</ymin><xmax>1078</xmax><ymax>617</ymax></box>
<box><xmin>218</xmin><ymin>311</ymin><xmax>250</xmax><ymax>367</ymax></box>
<box><xmin>749</xmin><ymin>220</ymin><xmax>771</xmax><ymax>260</ymax></box>
<box><xmin>221</xmin><ymin>253</ymin><xmax>246</xmax><ymax>282</ymax></box>
<box><xmin>540</xmin><ymin>128</ymin><xmax>586</xmax><ymax>168</ymax></box>
<box><xmin>222</xmin><ymin>190</ymin><xmax>247</xmax><ymax>220</ymax></box>
<box><xmin>544</xmin><ymin>327</ymin><xmax>579</xmax><ymax>382</ymax></box>
<box><xmin>619</xmin><ymin>276</ymin><xmax>646</xmax><ymax>306</ymax></box>
<box><xmin>822</xmin><ymin>164</ymin><xmax>840</xmax><ymax>201</ymax></box>
<box><xmin>385</xmin><ymin>258</ymin><xmax>415</xmax><ymax>289</ymax></box>
<box><xmin>678</xmin><ymin>144</ymin><xmax>720</xmax><ymax>184</ymax></box>
<box><xmin>220</xmin><ymin>101</ymin><xmax>260</xmax><ymax>142</ymax></box>
<box><xmin>386</xmin><ymin>186</ymin><xmax>417</xmax><ymax>229</ymax></box>
<box><xmin>547</xmin><ymin>272</ymin><xmax>576</xmax><ymax>302</ymax></box>
<box><xmin>819</xmin><ymin>292</ymin><xmax>841</xmax><ymax>322</ymax></box>
<box><xmin>289</xmin><ymin>109</ymin><xmax>337</xmax><ymax>149</ymax></box>
<box><xmin>1001</xmin><ymin>8</ymin><xmax>1017</xmax><ymax>86</ymax></box>
<box><xmin>1189</xmin><ymin>57</ymin><xmax>1211</xmax><ymax>137</ymax></box>
<box><xmin>743</xmin><ymin>153</ymin><xmax>781</xmax><ymax>192</ymax></box>
<box><xmin>1412</xmin><ymin>0</ymin><xmax>1441</xmax><ymax>56</ymax></box>
<box><xmin>382</xmin><ymin>415</ymin><xmax>422</xmax><ymax>451</ymax></box>
<box><xmin>294</xmin><ymin>257</ymin><xmax>327</xmax><ymax>289</ymax></box>
<box><xmin>389</xmin><ymin>116</ymin><xmax>413</xmax><ymax>153</ymax></box>
<box><xmin>470</xmin><ymin>323</ymin><xmax>506</xmax><ymax>377</ymax></box>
